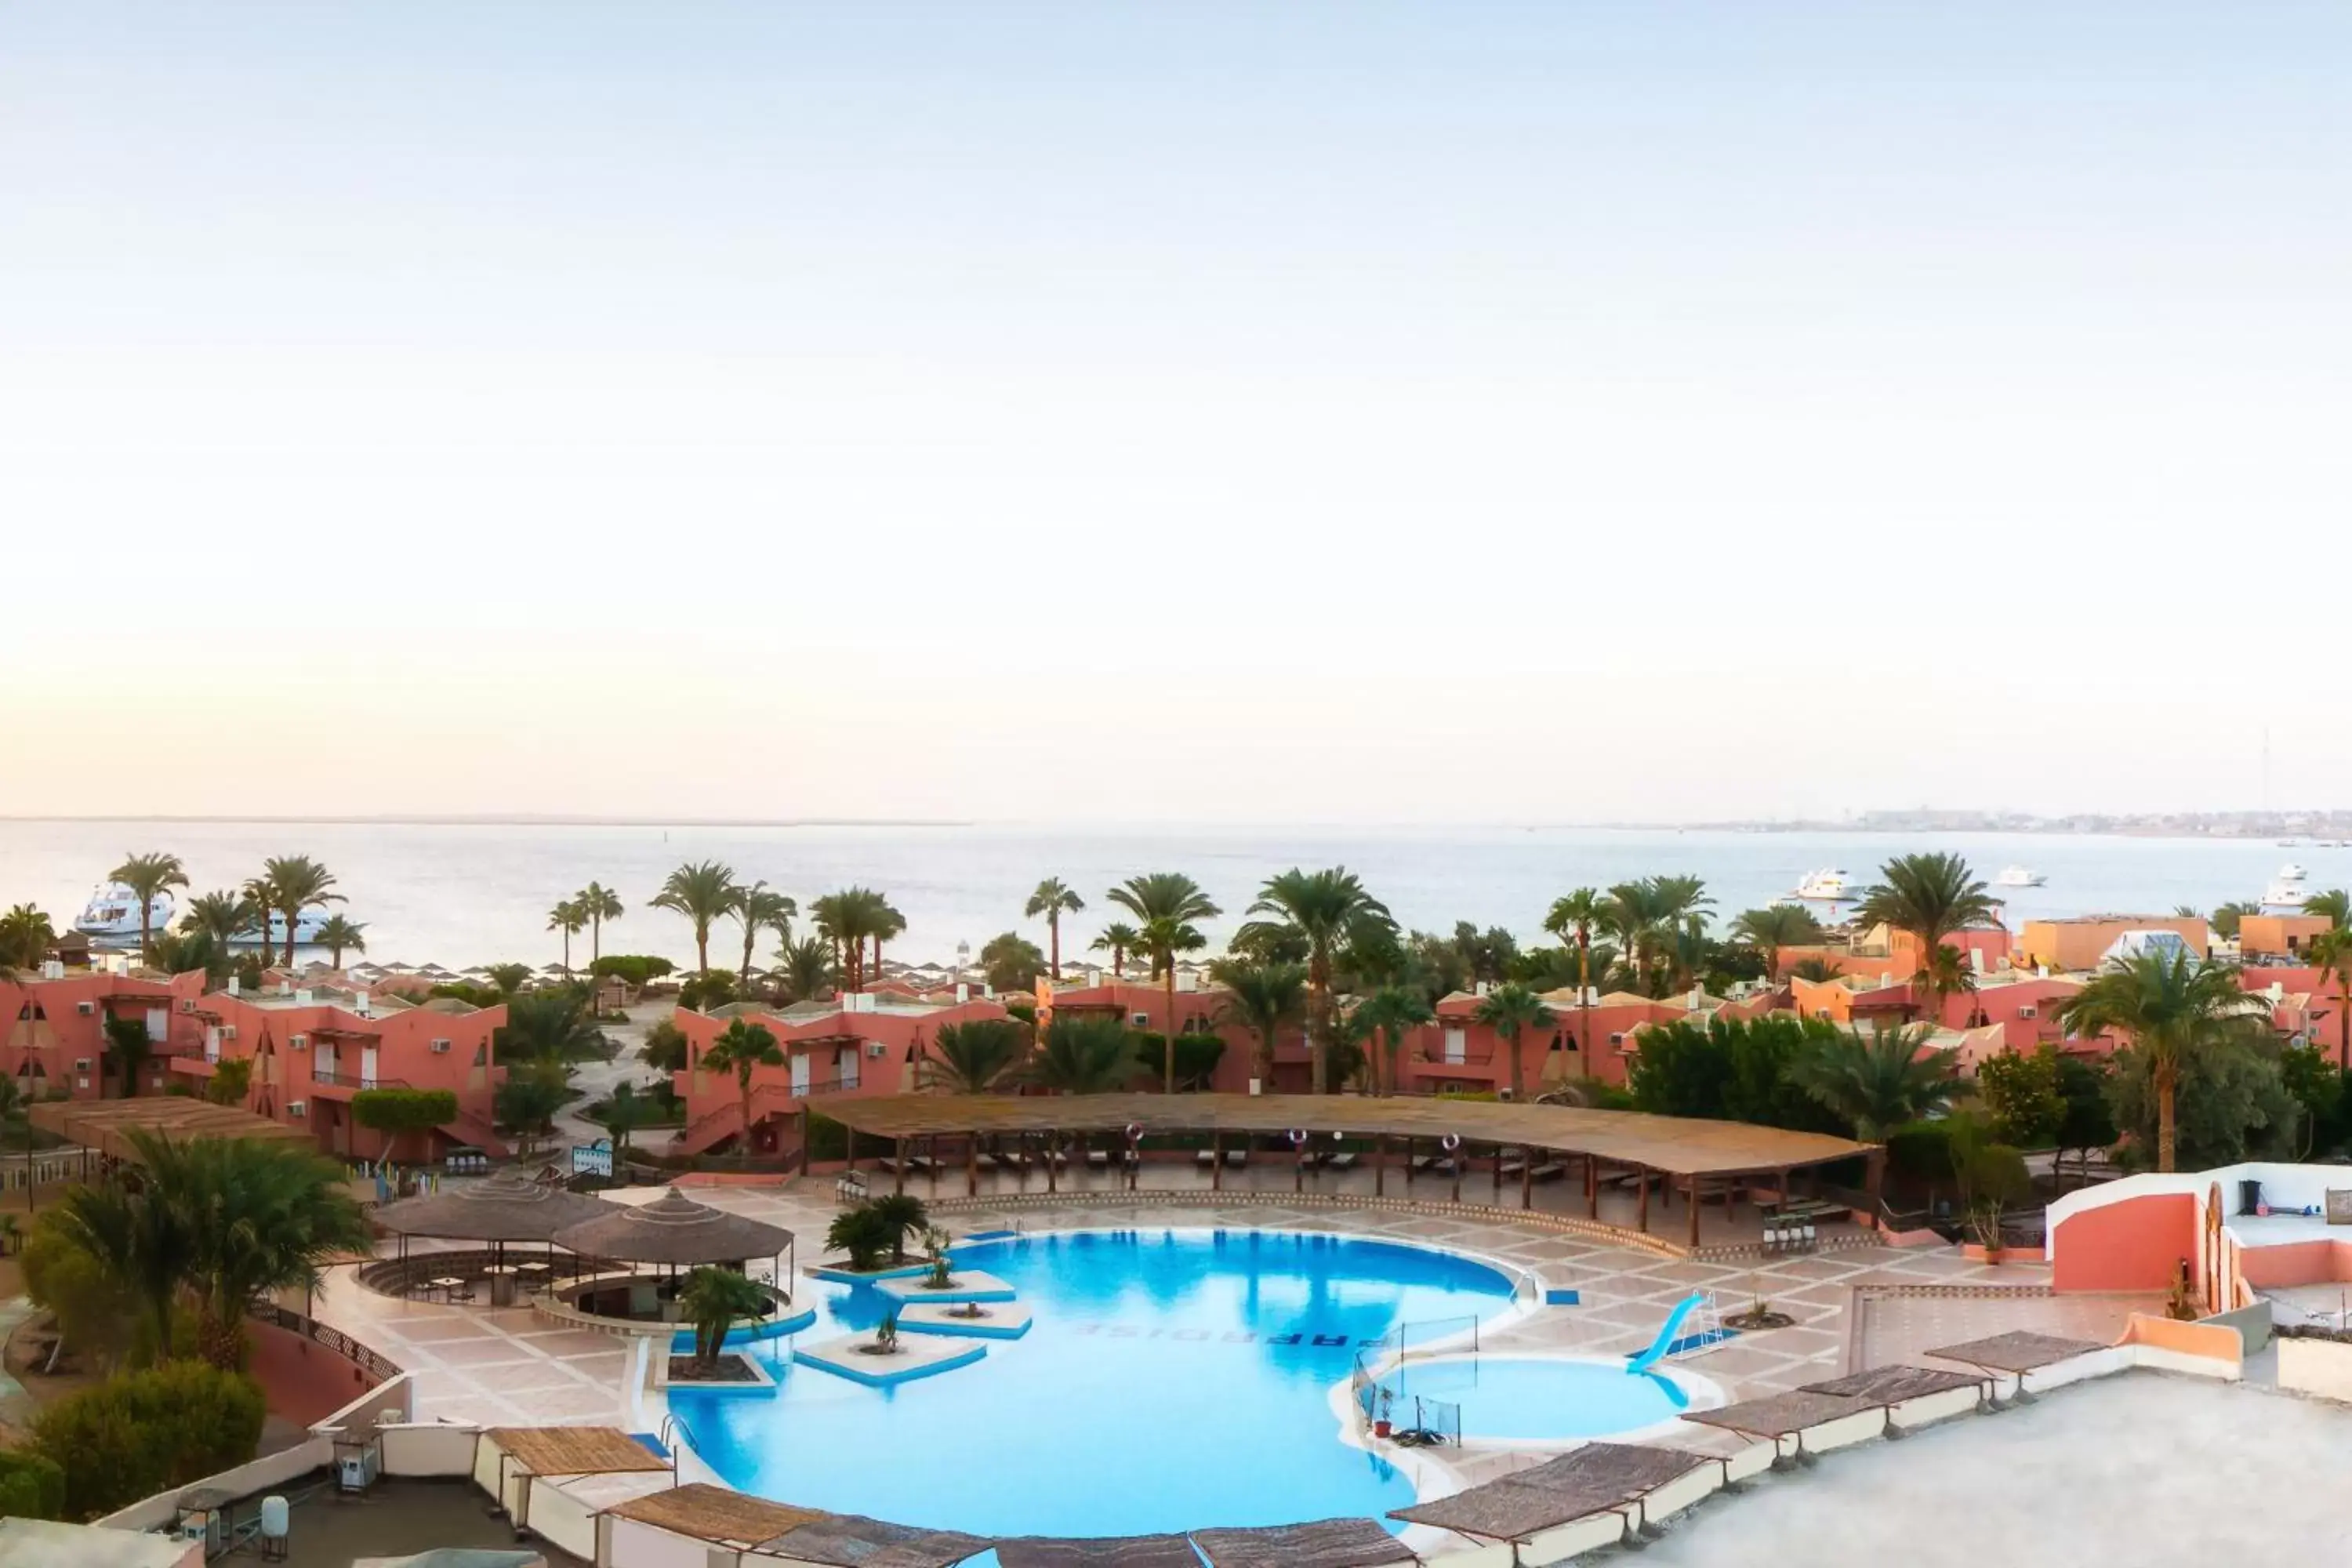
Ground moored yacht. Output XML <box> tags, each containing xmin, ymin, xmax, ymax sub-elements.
<box><xmin>2264</xmin><ymin>864</ymin><xmax>2309</xmax><ymax>907</ymax></box>
<box><xmin>73</xmin><ymin>883</ymin><xmax>174</xmax><ymax>943</ymax></box>
<box><xmin>1793</xmin><ymin>868</ymin><xmax>1853</xmax><ymax>901</ymax></box>
<box><xmin>1994</xmin><ymin>866</ymin><xmax>2046</xmax><ymax>887</ymax></box>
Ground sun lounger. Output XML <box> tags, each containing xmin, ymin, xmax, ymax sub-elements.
<box><xmin>1326</xmin><ymin>1152</ymin><xmax>1359</xmax><ymax>1172</ymax></box>
<box><xmin>1225</xmin><ymin>1149</ymin><xmax>1247</xmax><ymax>1167</ymax></box>
<box><xmin>1497</xmin><ymin>1157</ymin><xmax>1527</xmax><ymax>1178</ymax></box>
<box><xmin>1195</xmin><ymin>1149</ymin><xmax>1219</xmax><ymax>1168</ymax></box>
<box><xmin>1530</xmin><ymin>1161</ymin><xmax>1567</xmax><ymax>1183</ymax></box>
<box><xmin>1086</xmin><ymin>1149</ymin><xmax>1110</xmax><ymax>1169</ymax></box>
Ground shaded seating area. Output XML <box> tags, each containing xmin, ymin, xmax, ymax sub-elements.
<box><xmin>1192</xmin><ymin>1517</ymin><xmax>1420</xmax><ymax>1567</ymax></box>
<box><xmin>372</xmin><ymin>1167</ymin><xmax>619</xmax><ymax>1305</ymax></box>
<box><xmin>1391</xmin><ymin>1443</ymin><xmax>1715</xmax><ymax>1565</ymax></box>
<box><xmin>754</xmin><ymin>1513</ymin><xmax>990</xmax><ymax>1567</ymax></box>
<box><xmin>550</xmin><ymin>1185</ymin><xmax>794</xmax><ymax>1324</ymax></box>
<box><xmin>994</xmin><ymin>1536</ymin><xmax>1201</xmax><ymax>1568</ymax></box>
<box><xmin>1798</xmin><ymin>1364</ymin><xmax>1991</xmax><ymax>1429</ymax></box>
<box><xmin>1682</xmin><ymin>1389</ymin><xmax>1887</xmax><ymax>1461</ymax></box>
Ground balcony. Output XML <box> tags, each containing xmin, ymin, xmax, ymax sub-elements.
<box><xmin>308</xmin><ymin>1068</ymin><xmax>411</xmax><ymax>1097</ymax></box>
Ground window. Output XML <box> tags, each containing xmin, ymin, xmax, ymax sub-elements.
<box><xmin>1442</xmin><ymin>1028</ymin><xmax>1466</xmax><ymax>1064</ymax></box>
<box><xmin>1131</xmin><ymin>1011</ymin><xmax>1151</xmax><ymax>1027</ymax></box>
<box><xmin>2017</xmin><ymin>1005</ymin><xmax>2038</xmax><ymax>1020</ymax></box>
<box><xmin>288</xmin><ymin>1102</ymin><xmax>307</xmax><ymax>1119</ymax></box>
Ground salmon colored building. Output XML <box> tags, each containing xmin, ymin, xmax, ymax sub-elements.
<box><xmin>0</xmin><ymin>966</ymin><xmax>207</xmax><ymax>1099</ymax></box>
<box><xmin>1038</xmin><ymin>977</ymin><xmax>1265</xmax><ymax>1087</ymax></box>
<box><xmin>1392</xmin><ymin>985</ymin><xmax>1777</xmax><ymax>1097</ymax></box>
<box><xmin>167</xmin><ymin>981</ymin><xmax>510</xmax><ymax>1160</ymax></box>
<box><xmin>2017</xmin><ymin>914</ymin><xmax>2209</xmax><ymax>972</ymax></box>
<box><xmin>1773</xmin><ymin>924</ymin><xmax>2010</xmax><ymax>985</ymax></box>
<box><xmin>668</xmin><ymin>993</ymin><xmax>1024</xmax><ymax>1158</ymax></box>
<box><xmin>2237</xmin><ymin>913</ymin><xmax>2332</xmax><ymax>962</ymax></box>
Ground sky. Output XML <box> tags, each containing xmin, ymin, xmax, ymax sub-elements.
<box><xmin>2</xmin><ymin>3</ymin><xmax>2347</xmax><ymax>826</ymax></box>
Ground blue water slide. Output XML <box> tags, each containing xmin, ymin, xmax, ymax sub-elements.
<box><xmin>1626</xmin><ymin>1290</ymin><xmax>1705</xmax><ymax>1374</ymax></box>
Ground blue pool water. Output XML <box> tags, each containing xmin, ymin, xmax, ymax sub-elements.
<box><xmin>1376</xmin><ymin>1356</ymin><xmax>1695</xmax><ymax>1443</ymax></box>
<box><xmin>669</xmin><ymin>1229</ymin><xmax>1518</xmax><ymax>1538</ymax></box>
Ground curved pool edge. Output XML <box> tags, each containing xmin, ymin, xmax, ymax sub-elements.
<box><xmin>1329</xmin><ymin>1348</ymin><xmax>1726</xmax><ymax>1459</ymax></box>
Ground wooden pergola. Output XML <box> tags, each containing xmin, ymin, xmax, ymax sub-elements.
<box><xmin>28</xmin><ymin>1098</ymin><xmax>314</xmax><ymax>1162</ymax></box>
<box><xmin>821</xmin><ymin>1093</ymin><xmax>1882</xmax><ymax>1246</ymax></box>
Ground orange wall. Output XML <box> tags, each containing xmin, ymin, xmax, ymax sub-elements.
<box><xmin>2240</xmin><ymin>914</ymin><xmax>2332</xmax><ymax>959</ymax></box>
<box><xmin>2020</xmin><ymin>916</ymin><xmax>2209</xmax><ymax>971</ymax></box>
<box><xmin>2236</xmin><ymin>1238</ymin><xmax>2352</xmax><ymax>1288</ymax></box>
<box><xmin>0</xmin><ymin>971</ymin><xmax>207</xmax><ymax>1098</ymax></box>
<box><xmin>2050</xmin><ymin>1191</ymin><xmax>2198</xmax><ymax>1292</ymax></box>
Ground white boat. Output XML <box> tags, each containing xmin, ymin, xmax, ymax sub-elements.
<box><xmin>228</xmin><ymin>909</ymin><xmax>335</xmax><ymax>947</ymax></box>
<box><xmin>73</xmin><ymin>883</ymin><xmax>175</xmax><ymax>942</ymax></box>
<box><xmin>2264</xmin><ymin>864</ymin><xmax>2309</xmax><ymax>907</ymax></box>
<box><xmin>1793</xmin><ymin>868</ymin><xmax>1853</xmax><ymax>901</ymax></box>
<box><xmin>1994</xmin><ymin>866</ymin><xmax>2046</xmax><ymax>887</ymax></box>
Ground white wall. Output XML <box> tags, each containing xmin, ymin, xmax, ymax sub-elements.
<box><xmin>605</xmin><ymin>1515</ymin><xmax>720</xmax><ymax>1568</ymax></box>
<box><xmin>524</xmin><ymin>1476</ymin><xmax>602</xmax><ymax>1563</ymax></box>
<box><xmin>2278</xmin><ymin>1336</ymin><xmax>2352</xmax><ymax>1403</ymax></box>
<box><xmin>92</xmin><ymin>1436</ymin><xmax>332</xmax><ymax>1533</ymax></box>
<box><xmin>381</xmin><ymin>1423</ymin><xmax>481</xmax><ymax>1477</ymax></box>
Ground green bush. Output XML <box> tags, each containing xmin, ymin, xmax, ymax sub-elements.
<box><xmin>1884</xmin><ymin>1120</ymin><xmax>1955</xmax><ymax>1182</ymax></box>
<box><xmin>679</xmin><ymin>973</ymin><xmax>738</xmax><ymax>1012</ymax></box>
<box><xmin>0</xmin><ymin>1449</ymin><xmax>66</xmax><ymax>1519</ymax></box>
<box><xmin>34</xmin><ymin>1359</ymin><xmax>265</xmax><ymax>1519</ymax></box>
<box><xmin>351</xmin><ymin>1087</ymin><xmax>459</xmax><ymax>1133</ymax></box>
<box><xmin>590</xmin><ymin>954</ymin><xmax>676</xmax><ymax>985</ymax></box>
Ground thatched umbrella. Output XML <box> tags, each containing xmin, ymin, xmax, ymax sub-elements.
<box><xmin>550</xmin><ymin>1187</ymin><xmax>794</xmax><ymax>1285</ymax></box>
<box><xmin>375</xmin><ymin>1167</ymin><xmax>619</xmax><ymax>1276</ymax></box>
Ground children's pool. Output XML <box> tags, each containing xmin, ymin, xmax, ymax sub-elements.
<box><xmin>670</xmin><ymin>1228</ymin><xmax>1518</xmax><ymax>1538</ymax></box>
<box><xmin>1373</xmin><ymin>1353</ymin><xmax>1708</xmax><ymax>1443</ymax></box>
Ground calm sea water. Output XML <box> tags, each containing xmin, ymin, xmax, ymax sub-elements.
<box><xmin>0</xmin><ymin>819</ymin><xmax>2334</xmax><ymax>971</ymax></box>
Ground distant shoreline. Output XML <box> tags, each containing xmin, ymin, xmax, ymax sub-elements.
<box><xmin>0</xmin><ymin>815</ymin><xmax>976</xmax><ymax>829</ymax></box>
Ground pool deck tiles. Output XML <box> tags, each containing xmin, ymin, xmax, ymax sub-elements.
<box><xmin>794</xmin><ymin>1330</ymin><xmax>989</xmax><ymax>1387</ymax></box>
<box><xmin>897</xmin><ymin>1301</ymin><xmax>1036</xmax><ymax>1339</ymax></box>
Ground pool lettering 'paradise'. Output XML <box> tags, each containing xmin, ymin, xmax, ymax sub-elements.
<box><xmin>670</xmin><ymin>1229</ymin><xmax>1704</xmax><ymax>1539</ymax></box>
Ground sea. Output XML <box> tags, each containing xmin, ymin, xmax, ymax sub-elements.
<box><xmin>0</xmin><ymin>820</ymin><xmax>2331</xmax><ymax>972</ymax></box>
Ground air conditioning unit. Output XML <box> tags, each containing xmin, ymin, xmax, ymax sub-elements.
<box><xmin>220</xmin><ymin>1025</ymin><xmax>238</xmax><ymax>1042</ymax></box>
<box><xmin>866</xmin><ymin>1042</ymin><xmax>886</xmax><ymax>1059</ymax></box>
<box><xmin>430</xmin><ymin>1039</ymin><xmax>452</xmax><ymax>1054</ymax></box>
<box><xmin>75</xmin><ymin>1001</ymin><xmax>93</xmax><ymax>1016</ymax></box>
<box><xmin>1131</xmin><ymin>1011</ymin><xmax>1150</xmax><ymax>1027</ymax></box>
<box><xmin>74</xmin><ymin>1058</ymin><xmax>92</xmax><ymax>1072</ymax></box>
<box><xmin>2017</xmin><ymin>1005</ymin><xmax>2038</xmax><ymax>1019</ymax></box>
<box><xmin>288</xmin><ymin>1102</ymin><xmax>307</xmax><ymax>1119</ymax></box>
<box><xmin>178</xmin><ymin>998</ymin><xmax>196</xmax><ymax>1014</ymax></box>
<box><xmin>289</xmin><ymin>1033</ymin><xmax>309</xmax><ymax>1051</ymax></box>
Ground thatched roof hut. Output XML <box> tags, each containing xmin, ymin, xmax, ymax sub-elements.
<box><xmin>550</xmin><ymin>1187</ymin><xmax>792</xmax><ymax>1267</ymax></box>
<box><xmin>374</xmin><ymin>1167</ymin><xmax>617</xmax><ymax>1241</ymax></box>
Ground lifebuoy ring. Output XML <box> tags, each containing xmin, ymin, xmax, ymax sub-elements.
<box><xmin>1124</xmin><ymin>1122</ymin><xmax>1142</xmax><ymax>1143</ymax></box>
<box><xmin>1441</xmin><ymin>1133</ymin><xmax>1461</xmax><ymax>1153</ymax></box>
<box><xmin>1288</xmin><ymin>1127</ymin><xmax>1308</xmax><ymax>1146</ymax></box>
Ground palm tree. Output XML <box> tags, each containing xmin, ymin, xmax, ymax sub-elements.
<box><xmin>1790</xmin><ymin>1023</ymin><xmax>1961</xmax><ymax>1142</ymax></box>
<box><xmin>107</xmin><ymin>852</ymin><xmax>188</xmax><ymax>962</ymax></box>
<box><xmin>652</xmin><ymin>861</ymin><xmax>740</xmax><ymax>977</ymax></box>
<box><xmin>1210</xmin><ymin>958</ymin><xmax>1308</xmax><ymax>1091</ymax></box>
<box><xmin>2307</xmin><ymin>926</ymin><xmax>2352</xmax><ymax>1073</ymax></box>
<box><xmin>1728</xmin><ymin>906</ymin><xmax>1824</xmax><ymax>983</ymax></box>
<box><xmin>679</xmin><ymin>1266</ymin><xmax>771</xmax><ymax>1373</ymax></box>
<box><xmin>487</xmin><ymin>961</ymin><xmax>535</xmax><ymax>998</ymax></box>
<box><xmin>978</xmin><ymin>931</ymin><xmax>1047</xmax><ymax>994</ymax></box>
<box><xmin>702</xmin><ymin>1019</ymin><xmax>786</xmax><ymax>1160</ymax></box>
<box><xmin>2301</xmin><ymin>888</ymin><xmax>2351</xmax><ymax>931</ymax></box>
<box><xmin>1351</xmin><ymin>985</ymin><xmax>1433</xmax><ymax>1098</ymax></box>
<box><xmin>249</xmin><ymin>855</ymin><xmax>344</xmax><ymax>967</ymax></box>
<box><xmin>1854</xmin><ymin>852</ymin><xmax>1999</xmax><ymax>1021</ymax></box>
<box><xmin>926</xmin><ymin>1018</ymin><xmax>1027</xmax><ymax>1093</ymax></box>
<box><xmin>1109</xmin><ymin>873</ymin><xmax>1223</xmax><ymax>1093</ymax></box>
<box><xmin>1240</xmin><ymin>868</ymin><xmax>1389</xmax><ymax>1095</ymax></box>
<box><xmin>547</xmin><ymin>898</ymin><xmax>586</xmax><ymax>975</ymax></box>
<box><xmin>101</xmin><ymin>1015</ymin><xmax>154</xmax><ymax>1098</ymax></box>
<box><xmin>1025</xmin><ymin>1014</ymin><xmax>1139</xmax><ymax>1095</ymax></box>
<box><xmin>128</xmin><ymin>1129</ymin><xmax>372</xmax><ymax>1369</ymax></box>
<box><xmin>498</xmin><ymin>988</ymin><xmax>607</xmax><ymax>1063</ymax></box>
<box><xmin>1920</xmin><ymin>941</ymin><xmax>1980</xmax><ymax>1025</ymax></box>
<box><xmin>1473</xmin><ymin>982</ymin><xmax>1555</xmax><ymax>1100</ymax></box>
<box><xmin>730</xmin><ymin>882</ymin><xmax>797</xmax><ymax>985</ymax></box>
<box><xmin>2057</xmin><ymin>949</ymin><xmax>2268</xmax><ymax>1171</ymax></box>
<box><xmin>2207</xmin><ymin>900</ymin><xmax>2261</xmax><ymax>942</ymax></box>
<box><xmin>180</xmin><ymin>890</ymin><xmax>257</xmax><ymax>953</ymax></box>
<box><xmin>811</xmin><ymin>887</ymin><xmax>902</xmax><ymax>992</ymax></box>
<box><xmin>575</xmin><ymin>882</ymin><xmax>625</xmax><ymax>964</ymax></box>
<box><xmin>314</xmin><ymin>915</ymin><xmax>368</xmax><ymax>969</ymax></box>
<box><xmin>1025</xmin><ymin>878</ymin><xmax>1086</xmax><ymax>981</ymax></box>
<box><xmin>1091</xmin><ymin>923</ymin><xmax>1141</xmax><ymax>979</ymax></box>
<box><xmin>773</xmin><ymin>935</ymin><xmax>837</xmax><ymax>1004</ymax></box>
<box><xmin>50</xmin><ymin>1170</ymin><xmax>191</xmax><ymax>1359</ymax></box>
<box><xmin>1544</xmin><ymin>889</ymin><xmax>1606</xmax><ymax>1060</ymax></box>
<box><xmin>0</xmin><ymin>904</ymin><xmax>56</xmax><ymax>973</ymax></box>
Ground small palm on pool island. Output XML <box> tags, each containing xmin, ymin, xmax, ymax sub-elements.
<box><xmin>670</xmin><ymin>1229</ymin><xmax>1709</xmax><ymax>1538</ymax></box>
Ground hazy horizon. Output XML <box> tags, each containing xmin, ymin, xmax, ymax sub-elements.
<box><xmin>5</xmin><ymin>3</ymin><xmax>2347</xmax><ymax>826</ymax></box>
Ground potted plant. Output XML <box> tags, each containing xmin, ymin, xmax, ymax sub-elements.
<box><xmin>924</xmin><ymin>1227</ymin><xmax>955</xmax><ymax>1290</ymax></box>
<box><xmin>677</xmin><ymin>1267</ymin><xmax>768</xmax><ymax>1379</ymax></box>
<box><xmin>875</xmin><ymin>1315</ymin><xmax>900</xmax><ymax>1353</ymax></box>
<box><xmin>1372</xmin><ymin>1385</ymin><xmax>1395</xmax><ymax>1439</ymax></box>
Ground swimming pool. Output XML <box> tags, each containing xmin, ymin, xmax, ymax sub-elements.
<box><xmin>1373</xmin><ymin>1354</ymin><xmax>1714</xmax><ymax>1444</ymax></box>
<box><xmin>667</xmin><ymin>1228</ymin><xmax>1520</xmax><ymax>1538</ymax></box>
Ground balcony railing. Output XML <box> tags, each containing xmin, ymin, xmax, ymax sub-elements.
<box><xmin>309</xmin><ymin>1069</ymin><xmax>412</xmax><ymax>1091</ymax></box>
